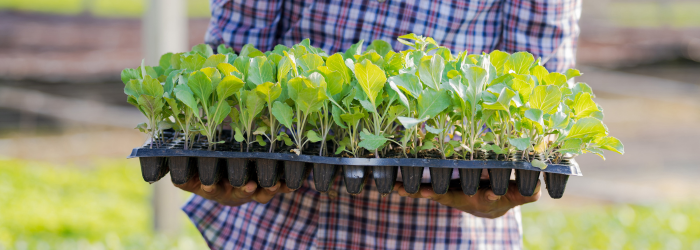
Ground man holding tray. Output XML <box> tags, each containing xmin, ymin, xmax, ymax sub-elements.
<box><xmin>176</xmin><ymin>0</ymin><xmax>579</xmax><ymax>249</ymax></box>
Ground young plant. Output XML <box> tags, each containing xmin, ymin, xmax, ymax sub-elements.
<box><xmin>123</xmin><ymin>64</ymin><xmax>165</xmax><ymax>149</ymax></box>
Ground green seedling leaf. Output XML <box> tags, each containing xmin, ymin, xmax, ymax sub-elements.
<box><xmin>182</xmin><ymin>54</ymin><xmax>206</xmax><ymax>71</ymax></box>
<box><xmin>397</xmin><ymin>116</ymin><xmax>428</xmax><ymax>129</ymax></box>
<box><xmin>307</xmin><ymin>130</ymin><xmax>322</xmax><ymax>142</ymax></box>
<box><xmin>530</xmin><ymin>65</ymin><xmax>549</xmax><ymax>85</ymax></box>
<box><xmin>255</xmin><ymin>82</ymin><xmax>282</xmax><ymax>104</ymax></box>
<box><xmin>340</xmin><ymin>112</ymin><xmax>365</xmax><ymax>126</ymax></box>
<box><xmin>203</xmin><ymin>54</ymin><xmax>227</xmax><ymax>68</ymax></box>
<box><xmin>121</xmin><ymin>68</ymin><xmax>141</xmax><ymax>84</ymax></box>
<box><xmin>418</xmin><ymin>89</ymin><xmax>450</xmax><ymax>119</ymax></box>
<box><xmin>192</xmin><ymin>44</ymin><xmax>214</xmax><ymax>58</ymax></box>
<box><xmin>418</xmin><ymin>54</ymin><xmax>445</xmax><ymax>90</ymax></box>
<box><xmin>271</xmin><ymin>101</ymin><xmax>293</xmax><ymax>128</ymax></box>
<box><xmin>483</xmin><ymin>87</ymin><xmax>516</xmax><ymax>111</ymax></box>
<box><xmin>572</xmin><ymin>92</ymin><xmax>599</xmax><ymax>119</ymax></box>
<box><xmin>543</xmin><ymin>72</ymin><xmax>568</xmax><ymax>87</ymax></box>
<box><xmin>234</xmin><ymin>127</ymin><xmax>245</xmax><ymax>142</ymax></box>
<box><xmin>245</xmin><ymin>90</ymin><xmax>266</xmax><ymax>122</ymax></box>
<box><xmin>142</xmin><ymin>75</ymin><xmax>164</xmax><ymax>98</ymax></box>
<box><xmin>567</xmin><ymin>117</ymin><xmax>607</xmax><ymax>139</ymax></box>
<box><xmin>354</xmin><ymin>60</ymin><xmax>386</xmax><ymax>105</ymax></box>
<box><xmin>187</xmin><ymin>71</ymin><xmax>213</xmax><ymax>102</ymax></box>
<box><xmin>483</xmin><ymin>132</ymin><xmax>495</xmax><ymax>142</ymax></box>
<box><xmin>327</xmin><ymin>53</ymin><xmax>352</xmax><ymax>84</ymax></box>
<box><xmin>504</xmin><ymin>52</ymin><xmax>535</xmax><ymax>75</ymax></box>
<box><xmin>565</xmin><ymin>68</ymin><xmax>582</xmax><ymax>80</ymax></box>
<box><xmin>298</xmin><ymin>54</ymin><xmax>324</xmax><ymax>73</ymax></box>
<box><xmin>256</xmin><ymin>135</ymin><xmax>267</xmax><ymax>146</ymax></box>
<box><xmin>359</xmin><ymin>132</ymin><xmax>388</xmax><ymax>151</ymax></box>
<box><xmin>388</xmin><ymin>73</ymin><xmax>422</xmax><ymax>99</ymax></box>
<box><xmin>557</xmin><ymin>138</ymin><xmax>582</xmax><ymax>155</ymax></box>
<box><xmin>594</xmin><ymin>136</ymin><xmax>624</xmax><ymax>155</ymax></box>
<box><xmin>425</xmin><ymin>125</ymin><xmax>442</xmax><ymax>134</ymax></box>
<box><xmin>524</xmin><ymin>108</ymin><xmax>544</xmax><ymax>126</ymax></box>
<box><xmin>489</xmin><ymin>50</ymin><xmax>509</xmax><ymax>75</ymax></box>
<box><xmin>367</xmin><ymin>39</ymin><xmax>392</xmax><ymax>57</ymax></box>
<box><xmin>531</xmin><ymin>159</ymin><xmax>548</xmax><ymax>169</ymax></box>
<box><xmin>217</xmin><ymin>75</ymin><xmax>245</xmax><ymax>100</ymax></box>
<box><xmin>572</xmin><ymin>82</ymin><xmax>595</xmax><ymax>98</ymax></box>
<box><xmin>209</xmin><ymin>103</ymin><xmax>231</xmax><ymax>125</ymax></box>
<box><xmin>248</xmin><ymin>56</ymin><xmax>275</xmax><ymax>86</ymax></box>
<box><xmin>253</xmin><ymin>126</ymin><xmax>268</xmax><ymax>135</ymax></box>
<box><xmin>135</xmin><ymin>122</ymin><xmax>148</xmax><ymax>133</ymax></box>
<box><xmin>530</xmin><ymin>85</ymin><xmax>561</xmax><ymax>114</ymax></box>
<box><xmin>509</xmin><ymin>137</ymin><xmax>531</xmax><ymax>151</ymax></box>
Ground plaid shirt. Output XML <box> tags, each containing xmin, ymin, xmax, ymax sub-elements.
<box><xmin>187</xmin><ymin>0</ymin><xmax>581</xmax><ymax>249</ymax></box>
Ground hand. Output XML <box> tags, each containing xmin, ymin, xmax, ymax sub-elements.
<box><xmin>394</xmin><ymin>170</ymin><xmax>541</xmax><ymax>219</ymax></box>
<box><xmin>174</xmin><ymin>173</ymin><xmax>294</xmax><ymax>207</ymax></box>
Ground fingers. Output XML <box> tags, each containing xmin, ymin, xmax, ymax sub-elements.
<box><xmin>231</xmin><ymin>180</ymin><xmax>257</xmax><ymax>201</ymax></box>
<box><xmin>252</xmin><ymin>182</ymin><xmax>283</xmax><ymax>204</ymax></box>
<box><xmin>504</xmin><ymin>180</ymin><xmax>541</xmax><ymax>206</ymax></box>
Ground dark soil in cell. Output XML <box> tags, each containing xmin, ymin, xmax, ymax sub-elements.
<box><xmin>459</xmin><ymin>168</ymin><xmax>481</xmax><ymax>195</ymax></box>
<box><xmin>515</xmin><ymin>169</ymin><xmax>540</xmax><ymax>197</ymax></box>
<box><xmin>545</xmin><ymin>172</ymin><xmax>569</xmax><ymax>199</ymax></box>
<box><xmin>140</xmin><ymin>157</ymin><xmax>168</xmax><ymax>183</ymax></box>
<box><xmin>313</xmin><ymin>163</ymin><xmax>338</xmax><ymax>193</ymax></box>
<box><xmin>488</xmin><ymin>169</ymin><xmax>511</xmax><ymax>196</ymax></box>
<box><xmin>343</xmin><ymin>165</ymin><xmax>368</xmax><ymax>194</ymax></box>
<box><xmin>430</xmin><ymin>167</ymin><xmax>452</xmax><ymax>195</ymax></box>
<box><xmin>373</xmin><ymin>165</ymin><xmax>398</xmax><ymax>195</ymax></box>
<box><xmin>169</xmin><ymin>156</ymin><xmax>197</xmax><ymax>185</ymax></box>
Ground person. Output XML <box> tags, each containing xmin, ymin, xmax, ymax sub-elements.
<box><xmin>176</xmin><ymin>0</ymin><xmax>580</xmax><ymax>249</ymax></box>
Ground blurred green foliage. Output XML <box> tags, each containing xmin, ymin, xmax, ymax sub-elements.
<box><xmin>522</xmin><ymin>201</ymin><xmax>700</xmax><ymax>249</ymax></box>
<box><xmin>1</xmin><ymin>157</ymin><xmax>699</xmax><ymax>249</ymax></box>
<box><xmin>0</xmin><ymin>0</ymin><xmax>210</xmax><ymax>18</ymax></box>
<box><xmin>0</xmin><ymin>158</ymin><xmax>207</xmax><ymax>250</ymax></box>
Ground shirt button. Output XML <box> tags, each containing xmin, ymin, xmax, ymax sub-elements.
<box><xmin>327</xmin><ymin>190</ymin><xmax>338</xmax><ymax>199</ymax></box>
<box><xmin>378</xmin><ymin>0</ymin><xmax>386</xmax><ymax>2</ymax></box>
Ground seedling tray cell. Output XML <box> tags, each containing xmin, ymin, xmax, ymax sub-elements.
<box><xmin>284</xmin><ymin>161</ymin><xmax>310</xmax><ymax>190</ymax></box>
<box><xmin>129</xmin><ymin>148</ymin><xmax>581</xmax><ymax>198</ymax></box>
<box><xmin>400</xmin><ymin>166</ymin><xmax>424</xmax><ymax>194</ymax></box>
<box><xmin>459</xmin><ymin>168</ymin><xmax>481</xmax><ymax>195</ymax></box>
<box><xmin>169</xmin><ymin>156</ymin><xmax>197</xmax><ymax>185</ymax></box>
<box><xmin>373</xmin><ymin>166</ymin><xmax>398</xmax><ymax>194</ymax></box>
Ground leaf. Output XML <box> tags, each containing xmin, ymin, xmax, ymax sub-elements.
<box><xmin>340</xmin><ymin>112</ymin><xmax>365</xmax><ymax>126</ymax></box>
<box><xmin>217</xmin><ymin>75</ymin><xmax>245</xmax><ymax>100</ymax></box>
<box><xmin>203</xmin><ymin>54</ymin><xmax>228</xmax><ymax>68</ymax></box>
<box><xmin>483</xmin><ymin>87</ymin><xmax>516</xmax><ymax>111</ymax></box>
<box><xmin>358</xmin><ymin>132</ymin><xmax>388</xmax><ymax>151</ymax></box>
<box><xmin>307</xmin><ymin>130</ymin><xmax>322</xmax><ymax>142</ymax></box>
<box><xmin>181</xmin><ymin>54</ymin><xmax>206</xmax><ymax>71</ymax></box>
<box><xmin>524</xmin><ymin>108</ymin><xmax>544</xmax><ymax>126</ymax></box>
<box><xmin>245</xmin><ymin>90</ymin><xmax>266</xmax><ymax>122</ymax></box>
<box><xmin>418</xmin><ymin>55</ymin><xmax>445</xmax><ymax>90</ymax></box>
<box><xmin>255</xmin><ymin>82</ymin><xmax>282</xmax><ymax>104</ymax></box>
<box><xmin>344</xmin><ymin>40</ymin><xmax>364</xmax><ymax>60</ymax></box>
<box><xmin>567</xmin><ymin>117</ymin><xmax>607</xmax><ymax>139</ymax></box>
<box><xmin>367</xmin><ymin>39</ymin><xmax>392</xmax><ymax>57</ymax></box>
<box><xmin>397</xmin><ymin>116</ymin><xmax>428</xmax><ymax>129</ymax></box>
<box><xmin>462</xmin><ymin>65</ymin><xmax>488</xmax><ymax>106</ymax></box>
<box><xmin>216</xmin><ymin>63</ymin><xmax>239</xmax><ymax>77</ymax></box>
<box><xmin>572</xmin><ymin>82</ymin><xmax>595</xmax><ymax>98</ymax></box>
<box><xmin>418</xmin><ymin>89</ymin><xmax>450</xmax><ymax>119</ymax></box>
<box><xmin>509</xmin><ymin>137</ymin><xmax>531</xmax><ymax>150</ymax></box>
<box><xmin>530</xmin><ymin>65</ymin><xmax>549</xmax><ymax>85</ymax></box>
<box><xmin>192</xmin><ymin>44</ymin><xmax>214</xmax><ymax>58</ymax></box>
<box><xmin>594</xmin><ymin>136</ymin><xmax>624</xmax><ymax>155</ymax></box>
<box><xmin>557</xmin><ymin>138</ymin><xmax>582</xmax><ymax>155</ymax></box>
<box><xmin>511</xmin><ymin>78</ymin><xmax>533</xmax><ymax>103</ymax></box>
<box><xmin>543</xmin><ymin>72</ymin><xmax>568</xmax><ymax>87</ymax></box>
<box><xmin>209</xmin><ymin>102</ymin><xmax>231</xmax><ymax>125</ymax></box>
<box><xmin>529</xmin><ymin>85</ymin><xmax>562</xmax><ymax>114</ymax></box>
<box><xmin>248</xmin><ymin>56</ymin><xmax>275</xmax><ymax>86</ymax></box>
<box><xmin>297</xmin><ymin>87</ymin><xmax>326</xmax><ymax>114</ymax></box>
<box><xmin>174</xmin><ymin>84</ymin><xmax>198</xmax><ymax>113</ymax></box>
<box><xmin>271</xmin><ymin>101</ymin><xmax>294</xmax><ymax>129</ymax></box>
<box><xmin>327</xmin><ymin>53</ymin><xmax>352</xmax><ymax>84</ymax></box>
<box><xmin>121</xmin><ymin>68</ymin><xmax>141</xmax><ymax>84</ymax></box>
<box><xmin>425</xmin><ymin>125</ymin><xmax>442</xmax><ymax>134</ymax></box>
<box><xmin>489</xmin><ymin>50</ymin><xmax>509</xmax><ymax>75</ymax></box>
<box><xmin>135</xmin><ymin>122</ymin><xmax>148</xmax><ymax>133</ymax></box>
<box><xmin>354</xmin><ymin>60</ymin><xmax>386</xmax><ymax>105</ymax></box>
<box><xmin>142</xmin><ymin>75</ymin><xmax>164</xmax><ymax>98</ymax></box>
<box><xmin>388</xmin><ymin>73</ymin><xmax>422</xmax><ymax>99</ymax></box>
<box><xmin>234</xmin><ymin>127</ymin><xmax>245</xmax><ymax>142</ymax></box>
<box><xmin>504</xmin><ymin>52</ymin><xmax>535</xmax><ymax>75</ymax></box>
<box><xmin>531</xmin><ymin>159</ymin><xmax>548</xmax><ymax>169</ymax></box>
<box><xmin>253</xmin><ymin>126</ymin><xmax>268</xmax><ymax>135</ymax></box>
<box><xmin>187</xmin><ymin>71</ymin><xmax>213</xmax><ymax>105</ymax></box>
<box><xmin>256</xmin><ymin>135</ymin><xmax>267</xmax><ymax>146</ymax></box>
<box><xmin>239</xmin><ymin>44</ymin><xmax>263</xmax><ymax>58</ymax></box>
<box><xmin>572</xmin><ymin>92</ymin><xmax>599</xmax><ymax>119</ymax></box>
<box><xmin>565</xmin><ymin>69</ymin><xmax>582</xmax><ymax>80</ymax></box>
<box><xmin>298</xmin><ymin>54</ymin><xmax>324</xmax><ymax>73</ymax></box>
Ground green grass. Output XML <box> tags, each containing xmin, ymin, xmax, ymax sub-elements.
<box><xmin>1</xmin><ymin>157</ymin><xmax>700</xmax><ymax>249</ymax></box>
<box><xmin>0</xmin><ymin>0</ymin><xmax>210</xmax><ymax>18</ymax></box>
<box><xmin>0</xmin><ymin>158</ymin><xmax>207</xmax><ymax>249</ymax></box>
<box><xmin>522</xmin><ymin>202</ymin><xmax>700</xmax><ymax>249</ymax></box>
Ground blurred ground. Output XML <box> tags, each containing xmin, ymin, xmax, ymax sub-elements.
<box><xmin>1</xmin><ymin>0</ymin><xmax>699</xmax><ymax>249</ymax></box>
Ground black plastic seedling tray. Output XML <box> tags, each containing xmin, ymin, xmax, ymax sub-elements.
<box><xmin>130</xmin><ymin>143</ymin><xmax>581</xmax><ymax>199</ymax></box>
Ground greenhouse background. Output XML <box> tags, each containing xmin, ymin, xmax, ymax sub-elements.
<box><xmin>0</xmin><ymin>0</ymin><xmax>699</xmax><ymax>249</ymax></box>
